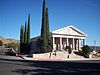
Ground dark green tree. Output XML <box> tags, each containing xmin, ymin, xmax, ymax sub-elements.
<box><xmin>39</xmin><ymin>0</ymin><xmax>52</xmax><ymax>53</ymax></box>
<box><xmin>24</xmin><ymin>22</ymin><xmax>27</xmax><ymax>44</ymax></box>
<box><xmin>82</xmin><ymin>45</ymin><xmax>92</xmax><ymax>58</ymax></box>
<box><xmin>22</xmin><ymin>26</ymin><xmax>25</xmax><ymax>44</ymax></box>
<box><xmin>46</xmin><ymin>8</ymin><xmax>52</xmax><ymax>52</ymax></box>
<box><xmin>23</xmin><ymin>22</ymin><xmax>28</xmax><ymax>54</ymax></box>
<box><xmin>20</xmin><ymin>14</ymin><xmax>31</xmax><ymax>54</ymax></box>
<box><xmin>20</xmin><ymin>25</ymin><xmax>25</xmax><ymax>53</ymax></box>
<box><xmin>40</xmin><ymin>0</ymin><xmax>48</xmax><ymax>53</ymax></box>
<box><xmin>20</xmin><ymin>25</ymin><xmax>22</xmax><ymax>52</ymax></box>
<box><xmin>0</xmin><ymin>40</ymin><xmax>3</xmax><ymax>46</ymax></box>
<box><xmin>27</xmin><ymin>14</ymin><xmax>30</xmax><ymax>54</ymax></box>
<box><xmin>27</xmin><ymin>14</ymin><xmax>30</xmax><ymax>44</ymax></box>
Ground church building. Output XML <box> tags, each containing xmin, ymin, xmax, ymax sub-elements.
<box><xmin>30</xmin><ymin>25</ymin><xmax>87</xmax><ymax>53</ymax></box>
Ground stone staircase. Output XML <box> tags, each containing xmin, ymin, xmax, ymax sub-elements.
<box><xmin>32</xmin><ymin>50</ymin><xmax>84</xmax><ymax>59</ymax></box>
<box><xmin>51</xmin><ymin>50</ymin><xmax>84</xmax><ymax>59</ymax></box>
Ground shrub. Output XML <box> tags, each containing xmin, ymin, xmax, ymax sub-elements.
<box><xmin>65</xmin><ymin>46</ymin><xmax>72</xmax><ymax>54</ymax></box>
<box><xmin>6</xmin><ymin>42</ymin><xmax>19</xmax><ymax>51</ymax></box>
<box><xmin>82</xmin><ymin>45</ymin><xmax>92</xmax><ymax>58</ymax></box>
<box><xmin>0</xmin><ymin>40</ymin><xmax>3</xmax><ymax>46</ymax></box>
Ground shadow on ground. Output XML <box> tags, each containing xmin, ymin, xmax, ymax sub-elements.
<box><xmin>74</xmin><ymin>51</ymin><xmax>83</xmax><ymax>57</ymax></box>
<box><xmin>0</xmin><ymin>57</ymin><xmax>100</xmax><ymax>75</ymax></box>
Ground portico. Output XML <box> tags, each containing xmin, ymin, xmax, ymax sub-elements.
<box><xmin>52</xmin><ymin>25</ymin><xmax>87</xmax><ymax>51</ymax></box>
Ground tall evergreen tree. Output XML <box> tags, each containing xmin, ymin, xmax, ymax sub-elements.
<box><xmin>20</xmin><ymin>14</ymin><xmax>31</xmax><ymax>54</ymax></box>
<box><xmin>20</xmin><ymin>25</ymin><xmax>22</xmax><ymax>53</ymax></box>
<box><xmin>46</xmin><ymin>8</ymin><xmax>52</xmax><ymax>52</ymax></box>
<box><xmin>20</xmin><ymin>25</ymin><xmax>24</xmax><ymax>53</ymax></box>
<box><xmin>40</xmin><ymin>0</ymin><xmax>48</xmax><ymax>52</ymax></box>
<box><xmin>24</xmin><ymin>22</ymin><xmax>27</xmax><ymax>44</ymax></box>
<box><xmin>39</xmin><ymin>0</ymin><xmax>52</xmax><ymax>53</ymax></box>
<box><xmin>26</xmin><ymin>14</ymin><xmax>30</xmax><ymax>54</ymax></box>
<box><xmin>20</xmin><ymin>25</ymin><xmax>22</xmax><ymax>45</ymax></box>
<box><xmin>27</xmin><ymin>14</ymin><xmax>30</xmax><ymax>44</ymax></box>
<box><xmin>22</xmin><ymin>26</ymin><xmax>25</xmax><ymax>44</ymax></box>
<box><xmin>0</xmin><ymin>40</ymin><xmax>3</xmax><ymax>46</ymax></box>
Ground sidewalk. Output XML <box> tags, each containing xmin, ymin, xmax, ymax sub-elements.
<box><xmin>21</xmin><ymin>55</ymin><xmax>100</xmax><ymax>61</ymax></box>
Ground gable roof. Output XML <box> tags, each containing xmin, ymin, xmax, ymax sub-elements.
<box><xmin>52</xmin><ymin>25</ymin><xmax>87</xmax><ymax>36</ymax></box>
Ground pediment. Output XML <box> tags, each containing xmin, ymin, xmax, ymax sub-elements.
<box><xmin>52</xmin><ymin>25</ymin><xmax>87</xmax><ymax>36</ymax></box>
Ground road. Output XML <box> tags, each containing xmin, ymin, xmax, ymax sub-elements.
<box><xmin>0</xmin><ymin>48</ymin><xmax>100</xmax><ymax>75</ymax></box>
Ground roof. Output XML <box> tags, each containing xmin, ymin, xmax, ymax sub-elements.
<box><xmin>52</xmin><ymin>25</ymin><xmax>87</xmax><ymax>36</ymax></box>
<box><xmin>30</xmin><ymin>36</ymin><xmax>40</xmax><ymax>42</ymax></box>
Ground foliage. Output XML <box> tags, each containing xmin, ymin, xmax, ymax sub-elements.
<box><xmin>27</xmin><ymin>14</ymin><xmax>30</xmax><ymax>44</ymax></box>
<box><xmin>20</xmin><ymin>14</ymin><xmax>30</xmax><ymax>54</ymax></box>
<box><xmin>82</xmin><ymin>45</ymin><xmax>92</xmax><ymax>58</ymax></box>
<box><xmin>6</xmin><ymin>42</ymin><xmax>19</xmax><ymax>51</ymax></box>
<box><xmin>20</xmin><ymin>25</ymin><xmax>25</xmax><ymax>53</ymax></box>
<box><xmin>65</xmin><ymin>46</ymin><xmax>72</xmax><ymax>54</ymax></box>
<box><xmin>0</xmin><ymin>40</ymin><xmax>3</xmax><ymax>46</ymax></box>
<box><xmin>46</xmin><ymin>8</ymin><xmax>52</xmax><ymax>52</ymax></box>
<box><xmin>24</xmin><ymin>22</ymin><xmax>27</xmax><ymax>44</ymax></box>
<box><xmin>27</xmin><ymin>14</ymin><xmax>31</xmax><ymax>54</ymax></box>
<box><xmin>39</xmin><ymin>0</ymin><xmax>52</xmax><ymax>53</ymax></box>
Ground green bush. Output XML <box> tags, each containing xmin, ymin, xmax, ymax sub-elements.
<box><xmin>6</xmin><ymin>42</ymin><xmax>19</xmax><ymax>51</ymax></box>
<box><xmin>0</xmin><ymin>40</ymin><xmax>3</xmax><ymax>46</ymax></box>
<box><xmin>65</xmin><ymin>46</ymin><xmax>72</xmax><ymax>54</ymax></box>
<box><xmin>82</xmin><ymin>45</ymin><xmax>92</xmax><ymax>58</ymax></box>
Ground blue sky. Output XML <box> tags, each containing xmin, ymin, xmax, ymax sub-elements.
<box><xmin>0</xmin><ymin>0</ymin><xmax>100</xmax><ymax>46</ymax></box>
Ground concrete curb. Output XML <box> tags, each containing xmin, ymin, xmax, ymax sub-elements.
<box><xmin>22</xmin><ymin>56</ymin><xmax>100</xmax><ymax>61</ymax></box>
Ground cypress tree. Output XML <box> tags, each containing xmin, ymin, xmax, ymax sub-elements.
<box><xmin>27</xmin><ymin>14</ymin><xmax>30</xmax><ymax>44</ymax></box>
<box><xmin>46</xmin><ymin>8</ymin><xmax>52</xmax><ymax>52</ymax></box>
<box><xmin>20</xmin><ymin>25</ymin><xmax>25</xmax><ymax>53</ymax></box>
<box><xmin>24</xmin><ymin>22</ymin><xmax>27</xmax><ymax>44</ymax></box>
<box><xmin>23</xmin><ymin>22</ymin><xmax>27</xmax><ymax>53</ymax></box>
<box><xmin>20</xmin><ymin>25</ymin><xmax>22</xmax><ymax>53</ymax></box>
<box><xmin>40</xmin><ymin>0</ymin><xmax>48</xmax><ymax>53</ymax></box>
<box><xmin>20</xmin><ymin>25</ymin><xmax>22</xmax><ymax>52</ymax></box>
<box><xmin>22</xmin><ymin>26</ymin><xmax>25</xmax><ymax>52</ymax></box>
<box><xmin>0</xmin><ymin>40</ymin><xmax>3</xmax><ymax>46</ymax></box>
<box><xmin>20</xmin><ymin>25</ymin><xmax>22</xmax><ymax>45</ymax></box>
<box><xmin>22</xmin><ymin>26</ymin><xmax>25</xmax><ymax>44</ymax></box>
<box><xmin>27</xmin><ymin>14</ymin><xmax>30</xmax><ymax>54</ymax></box>
<box><xmin>40</xmin><ymin>0</ymin><xmax>52</xmax><ymax>53</ymax></box>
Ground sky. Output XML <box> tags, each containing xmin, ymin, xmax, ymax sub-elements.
<box><xmin>0</xmin><ymin>0</ymin><xmax>100</xmax><ymax>46</ymax></box>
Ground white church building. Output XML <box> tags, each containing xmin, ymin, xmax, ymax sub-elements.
<box><xmin>30</xmin><ymin>25</ymin><xmax>87</xmax><ymax>53</ymax></box>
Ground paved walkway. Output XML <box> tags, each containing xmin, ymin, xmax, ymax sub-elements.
<box><xmin>22</xmin><ymin>56</ymin><xmax>100</xmax><ymax>61</ymax></box>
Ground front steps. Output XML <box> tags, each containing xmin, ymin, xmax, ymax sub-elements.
<box><xmin>51</xmin><ymin>50</ymin><xmax>84</xmax><ymax>59</ymax></box>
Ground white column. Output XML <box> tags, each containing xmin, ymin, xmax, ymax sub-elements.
<box><xmin>76</xmin><ymin>39</ymin><xmax>79</xmax><ymax>50</ymax></box>
<box><xmin>78</xmin><ymin>39</ymin><xmax>79</xmax><ymax>50</ymax></box>
<box><xmin>73</xmin><ymin>38</ymin><xmax>75</xmax><ymax>50</ymax></box>
<box><xmin>53</xmin><ymin>37</ymin><xmax>55</xmax><ymax>51</ymax></box>
<box><xmin>60</xmin><ymin>37</ymin><xmax>62</xmax><ymax>50</ymax></box>
<box><xmin>67</xmin><ymin>38</ymin><xmax>69</xmax><ymax>46</ymax></box>
<box><xmin>78</xmin><ymin>39</ymin><xmax>81</xmax><ymax>50</ymax></box>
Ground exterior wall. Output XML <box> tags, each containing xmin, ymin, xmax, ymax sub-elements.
<box><xmin>30</xmin><ymin>37</ymin><xmax>40</xmax><ymax>53</ymax></box>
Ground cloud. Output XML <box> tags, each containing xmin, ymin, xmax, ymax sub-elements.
<box><xmin>80</xmin><ymin>0</ymin><xmax>100</xmax><ymax>8</ymax></box>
